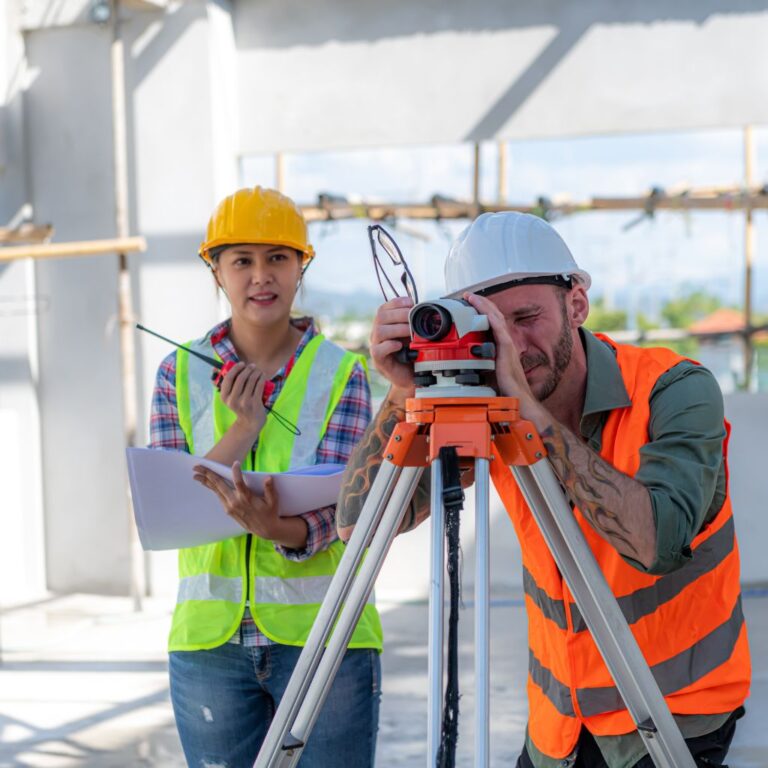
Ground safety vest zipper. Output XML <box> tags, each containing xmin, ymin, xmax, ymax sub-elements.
<box><xmin>245</xmin><ymin>533</ymin><xmax>253</xmax><ymax>612</ymax></box>
<box><xmin>245</xmin><ymin>446</ymin><xmax>255</xmax><ymax>612</ymax></box>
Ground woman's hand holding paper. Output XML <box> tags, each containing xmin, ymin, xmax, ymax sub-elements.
<box><xmin>193</xmin><ymin>462</ymin><xmax>309</xmax><ymax>550</ymax></box>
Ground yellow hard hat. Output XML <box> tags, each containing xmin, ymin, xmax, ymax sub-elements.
<box><xmin>198</xmin><ymin>186</ymin><xmax>315</xmax><ymax>268</ymax></box>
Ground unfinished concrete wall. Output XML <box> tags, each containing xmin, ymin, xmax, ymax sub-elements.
<box><xmin>235</xmin><ymin>0</ymin><xmax>768</xmax><ymax>153</ymax></box>
<box><xmin>13</xmin><ymin>0</ymin><xmax>233</xmax><ymax>595</ymax></box>
<box><xmin>723</xmin><ymin>392</ymin><xmax>768</xmax><ymax>585</ymax></box>
<box><xmin>0</xmin><ymin>0</ymin><xmax>47</xmax><ymax>605</ymax></box>
<box><xmin>0</xmin><ymin>0</ymin><xmax>28</xmax><ymax>219</ymax></box>
<box><xmin>124</xmin><ymin>0</ymin><xmax>236</xmax><ymax>597</ymax></box>
<box><xmin>24</xmin><ymin>24</ymin><xmax>130</xmax><ymax>595</ymax></box>
<box><xmin>4</xmin><ymin>0</ymin><xmax>768</xmax><ymax>605</ymax></box>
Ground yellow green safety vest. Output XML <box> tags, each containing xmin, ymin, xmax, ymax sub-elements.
<box><xmin>169</xmin><ymin>331</ymin><xmax>383</xmax><ymax>652</ymax></box>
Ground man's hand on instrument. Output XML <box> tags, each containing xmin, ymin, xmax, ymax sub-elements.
<box><xmin>464</xmin><ymin>292</ymin><xmax>537</xmax><ymax>413</ymax></box>
<box><xmin>370</xmin><ymin>297</ymin><xmax>416</xmax><ymax>401</ymax></box>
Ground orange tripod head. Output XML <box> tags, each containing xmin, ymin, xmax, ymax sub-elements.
<box><xmin>385</xmin><ymin>395</ymin><xmax>547</xmax><ymax>470</ymax></box>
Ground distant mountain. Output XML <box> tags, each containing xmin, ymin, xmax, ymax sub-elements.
<box><xmin>296</xmin><ymin>266</ymin><xmax>768</xmax><ymax>324</ymax></box>
<box><xmin>607</xmin><ymin>268</ymin><xmax>768</xmax><ymax>320</ymax></box>
<box><xmin>296</xmin><ymin>286</ymin><xmax>382</xmax><ymax>320</ymax></box>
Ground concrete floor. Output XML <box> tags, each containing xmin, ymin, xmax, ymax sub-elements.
<box><xmin>0</xmin><ymin>590</ymin><xmax>765</xmax><ymax>767</ymax></box>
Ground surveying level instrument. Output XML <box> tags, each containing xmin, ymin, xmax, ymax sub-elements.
<box><xmin>254</xmin><ymin>299</ymin><xmax>697</xmax><ymax>768</ymax></box>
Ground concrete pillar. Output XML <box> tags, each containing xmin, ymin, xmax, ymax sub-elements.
<box><xmin>125</xmin><ymin>0</ymin><xmax>238</xmax><ymax>596</ymax></box>
<box><xmin>0</xmin><ymin>0</ymin><xmax>47</xmax><ymax>605</ymax></box>
<box><xmin>17</xmin><ymin>0</ymin><xmax>237</xmax><ymax>595</ymax></box>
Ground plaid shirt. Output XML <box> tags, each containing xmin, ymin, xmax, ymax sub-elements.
<box><xmin>149</xmin><ymin>317</ymin><xmax>371</xmax><ymax>646</ymax></box>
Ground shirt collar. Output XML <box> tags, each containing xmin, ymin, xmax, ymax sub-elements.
<box><xmin>209</xmin><ymin>316</ymin><xmax>318</xmax><ymax>382</ymax></box>
<box><xmin>579</xmin><ymin>328</ymin><xmax>631</xmax><ymax>440</ymax></box>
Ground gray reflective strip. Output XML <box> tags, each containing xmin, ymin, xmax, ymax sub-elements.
<box><xmin>186</xmin><ymin>340</ymin><xmax>216</xmax><ymax>453</ymax></box>
<box><xmin>576</xmin><ymin>598</ymin><xmax>745</xmax><ymax>717</ymax></box>
<box><xmin>255</xmin><ymin>575</ymin><xmax>375</xmax><ymax>606</ymax></box>
<box><xmin>177</xmin><ymin>574</ymin><xmax>243</xmax><ymax>603</ymax></box>
<box><xmin>529</xmin><ymin>650</ymin><xmax>576</xmax><ymax>718</ymax></box>
<box><xmin>570</xmin><ymin>517</ymin><xmax>736</xmax><ymax>633</ymax></box>
<box><xmin>523</xmin><ymin>567</ymin><xmax>568</xmax><ymax>631</ymax></box>
<box><xmin>289</xmin><ymin>341</ymin><xmax>347</xmax><ymax>469</ymax></box>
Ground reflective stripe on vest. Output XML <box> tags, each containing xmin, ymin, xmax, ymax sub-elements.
<box><xmin>491</xmin><ymin>337</ymin><xmax>751</xmax><ymax>759</ymax></box>
<box><xmin>577</xmin><ymin>599</ymin><xmax>745</xmax><ymax>717</ymax></box>
<box><xmin>176</xmin><ymin>571</ymin><xmax>375</xmax><ymax>607</ymax></box>
<box><xmin>170</xmin><ymin>330</ymin><xmax>383</xmax><ymax>652</ymax></box>
<box><xmin>287</xmin><ymin>341</ymin><xmax>347</xmax><ymax>468</ymax></box>
<box><xmin>181</xmin><ymin>334</ymin><xmax>340</xmax><ymax>463</ymax></box>
<box><xmin>177</xmin><ymin>574</ymin><xmax>243</xmax><ymax>603</ymax></box>
<box><xmin>528</xmin><ymin>597</ymin><xmax>746</xmax><ymax>719</ymax></box>
<box><xmin>523</xmin><ymin>515</ymin><xmax>737</xmax><ymax>635</ymax></box>
<box><xmin>529</xmin><ymin>649</ymin><xmax>576</xmax><ymax>718</ymax></box>
<box><xmin>254</xmin><ymin>575</ymin><xmax>376</xmax><ymax>606</ymax></box>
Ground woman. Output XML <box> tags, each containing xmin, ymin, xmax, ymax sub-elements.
<box><xmin>149</xmin><ymin>186</ymin><xmax>382</xmax><ymax>768</ymax></box>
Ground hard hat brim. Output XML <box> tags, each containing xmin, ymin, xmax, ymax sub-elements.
<box><xmin>443</xmin><ymin>269</ymin><xmax>591</xmax><ymax>300</ymax></box>
<box><xmin>199</xmin><ymin>238</ymin><xmax>315</xmax><ymax>266</ymax></box>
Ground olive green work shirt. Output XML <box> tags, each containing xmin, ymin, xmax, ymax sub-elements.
<box><xmin>526</xmin><ymin>329</ymin><xmax>733</xmax><ymax>768</ymax></box>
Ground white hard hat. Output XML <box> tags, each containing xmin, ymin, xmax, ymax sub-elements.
<box><xmin>443</xmin><ymin>212</ymin><xmax>591</xmax><ymax>298</ymax></box>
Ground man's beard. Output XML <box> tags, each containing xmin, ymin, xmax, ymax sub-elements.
<box><xmin>520</xmin><ymin>306</ymin><xmax>573</xmax><ymax>402</ymax></box>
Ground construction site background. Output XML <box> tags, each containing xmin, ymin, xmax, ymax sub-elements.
<box><xmin>1</xmin><ymin>0</ymin><xmax>768</xmax><ymax>764</ymax></box>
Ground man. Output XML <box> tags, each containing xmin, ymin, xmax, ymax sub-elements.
<box><xmin>336</xmin><ymin>212</ymin><xmax>750</xmax><ymax>767</ymax></box>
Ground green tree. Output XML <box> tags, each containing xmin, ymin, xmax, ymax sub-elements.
<box><xmin>661</xmin><ymin>291</ymin><xmax>721</xmax><ymax>329</ymax></box>
<box><xmin>584</xmin><ymin>297</ymin><xmax>628</xmax><ymax>332</ymax></box>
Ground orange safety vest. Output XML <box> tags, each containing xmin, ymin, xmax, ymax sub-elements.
<box><xmin>490</xmin><ymin>335</ymin><xmax>751</xmax><ymax>761</ymax></box>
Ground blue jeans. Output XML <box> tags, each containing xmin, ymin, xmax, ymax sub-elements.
<box><xmin>169</xmin><ymin>643</ymin><xmax>381</xmax><ymax>768</ymax></box>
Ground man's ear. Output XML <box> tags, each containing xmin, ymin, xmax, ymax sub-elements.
<box><xmin>570</xmin><ymin>285</ymin><xmax>590</xmax><ymax>327</ymax></box>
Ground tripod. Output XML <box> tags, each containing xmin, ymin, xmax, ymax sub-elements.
<box><xmin>254</xmin><ymin>394</ymin><xmax>696</xmax><ymax>768</ymax></box>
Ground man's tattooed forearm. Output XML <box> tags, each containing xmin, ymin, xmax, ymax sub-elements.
<box><xmin>540</xmin><ymin>422</ymin><xmax>640</xmax><ymax>557</ymax></box>
<box><xmin>585</xmin><ymin>449</ymin><xmax>621</xmax><ymax>495</ymax></box>
<box><xmin>336</xmin><ymin>397</ymin><xmax>405</xmax><ymax>529</ymax></box>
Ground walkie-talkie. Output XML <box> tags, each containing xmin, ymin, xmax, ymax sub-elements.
<box><xmin>136</xmin><ymin>324</ymin><xmax>300</xmax><ymax>436</ymax></box>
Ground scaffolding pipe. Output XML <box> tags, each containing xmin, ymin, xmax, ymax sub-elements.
<box><xmin>299</xmin><ymin>189</ymin><xmax>768</xmax><ymax>223</ymax></box>
<box><xmin>744</xmin><ymin>126</ymin><xmax>756</xmax><ymax>390</ymax></box>
<box><xmin>276</xmin><ymin>152</ymin><xmax>285</xmax><ymax>192</ymax></box>
<box><xmin>0</xmin><ymin>236</ymin><xmax>146</xmax><ymax>262</ymax></box>
<box><xmin>473</xmin><ymin>142</ymin><xmax>481</xmax><ymax>209</ymax></box>
<box><xmin>497</xmin><ymin>141</ymin><xmax>508</xmax><ymax>203</ymax></box>
<box><xmin>110</xmin><ymin>0</ymin><xmax>145</xmax><ymax>610</ymax></box>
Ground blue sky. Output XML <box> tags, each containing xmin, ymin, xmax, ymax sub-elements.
<box><xmin>241</xmin><ymin>127</ymin><xmax>768</xmax><ymax>319</ymax></box>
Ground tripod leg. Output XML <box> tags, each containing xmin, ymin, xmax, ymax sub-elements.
<box><xmin>254</xmin><ymin>460</ymin><xmax>404</xmax><ymax>768</ymax></box>
<box><xmin>427</xmin><ymin>458</ymin><xmax>445</xmax><ymax>767</ymax></box>
<box><xmin>275</xmin><ymin>465</ymin><xmax>425</xmax><ymax>768</ymax></box>
<box><xmin>474</xmin><ymin>458</ymin><xmax>491</xmax><ymax>768</ymax></box>
<box><xmin>512</xmin><ymin>461</ymin><xmax>696</xmax><ymax>768</ymax></box>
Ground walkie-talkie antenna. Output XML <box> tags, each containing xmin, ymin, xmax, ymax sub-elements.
<box><xmin>136</xmin><ymin>323</ymin><xmax>301</xmax><ymax>436</ymax></box>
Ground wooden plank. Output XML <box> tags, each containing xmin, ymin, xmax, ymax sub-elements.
<box><xmin>606</xmin><ymin>322</ymin><xmax>768</xmax><ymax>345</ymax></box>
<box><xmin>0</xmin><ymin>236</ymin><xmax>146</xmax><ymax>262</ymax></box>
<box><xmin>0</xmin><ymin>224</ymin><xmax>54</xmax><ymax>245</ymax></box>
<box><xmin>299</xmin><ymin>189</ymin><xmax>768</xmax><ymax>223</ymax></box>
<box><xmin>590</xmin><ymin>194</ymin><xmax>768</xmax><ymax>211</ymax></box>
